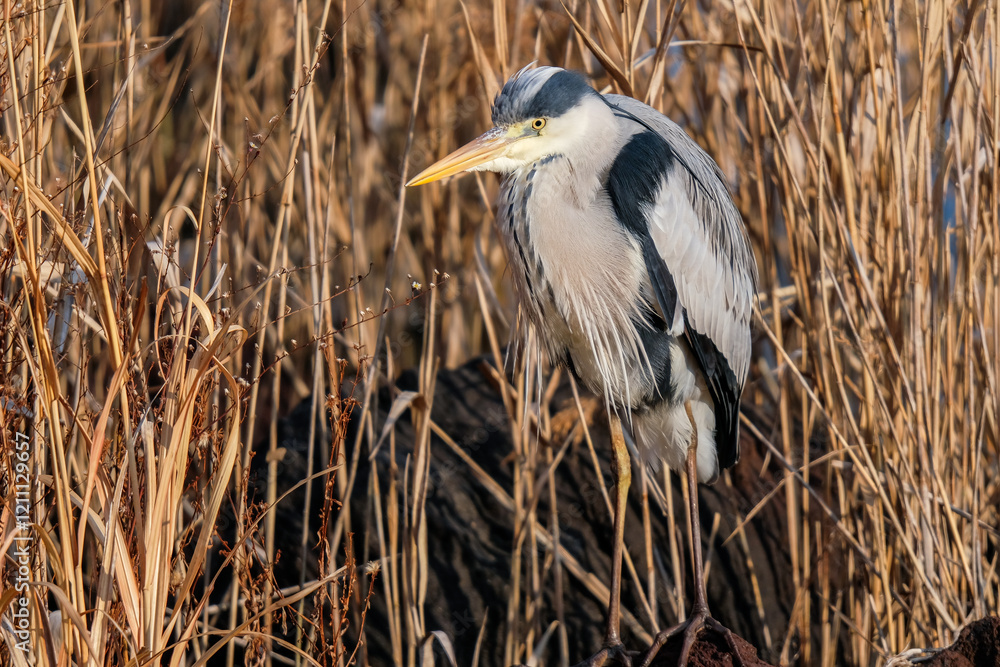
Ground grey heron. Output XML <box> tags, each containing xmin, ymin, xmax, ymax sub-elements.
<box><xmin>407</xmin><ymin>65</ymin><xmax>757</xmax><ymax>666</ymax></box>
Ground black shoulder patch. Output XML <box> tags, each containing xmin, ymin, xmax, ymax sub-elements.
<box><xmin>606</xmin><ymin>131</ymin><xmax>674</xmax><ymax>237</ymax></box>
<box><xmin>607</xmin><ymin>131</ymin><xmax>679</xmax><ymax>327</ymax></box>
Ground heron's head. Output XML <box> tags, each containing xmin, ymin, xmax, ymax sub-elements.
<box><xmin>407</xmin><ymin>66</ymin><xmax>612</xmax><ymax>186</ymax></box>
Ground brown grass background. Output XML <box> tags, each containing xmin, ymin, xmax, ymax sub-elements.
<box><xmin>0</xmin><ymin>0</ymin><xmax>998</xmax><ymax>665</ymax></box>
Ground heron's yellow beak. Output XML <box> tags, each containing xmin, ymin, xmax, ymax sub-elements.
<box><xmin>406</xmin><ymin>127</ymin><xmax>518</xmax><ymax>186</ymax></box>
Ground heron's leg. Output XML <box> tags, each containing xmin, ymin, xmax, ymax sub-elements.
<box><xmin>638</xmin><ymin>402</ymin><xmax>745</xmax><ymax>667</ymax></box>
<box><xmin>605</xmin><ymin>414</ymin><xmax>631</xmax><ymax>647</ymax></box>
<box><xmin>684</xmin><ymin>402</ymin><xmax>708</xmax><ymax>616</ymax></box>
<box><xmin>571</xmin><ymin>415</ymin><xmax>634</xmax><ymax>667</ymax></box>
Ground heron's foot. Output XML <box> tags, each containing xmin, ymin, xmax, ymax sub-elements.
<box><xmin>639</xmin><ymin>608</ymin><xmax>745</xmax><ymax>667</ymax></box>
<box><xmin>571</xmin><ymin>641</ymin><xmax>636</xmax><ymax>667</ymax></box>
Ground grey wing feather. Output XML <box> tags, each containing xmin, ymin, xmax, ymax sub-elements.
<box><xmin>606</xmin><ymin>94</ymin><xmax>757</xmax><ymax>387</ymax></box>
<box><xmin>604</xmin><ymin>94</ymin><xmax>756</xmax><ymax>467</ymax></box>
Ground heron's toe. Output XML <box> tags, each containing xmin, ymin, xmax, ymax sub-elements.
<box><xmin>570</xmin><ymin>641</ymin><xmax>635</xmax><ymax>667</ymax></box>
<box><xmin>639</xmin><ymin>611</ymin><xmax>747</xmax><ymax>667</ymax></box>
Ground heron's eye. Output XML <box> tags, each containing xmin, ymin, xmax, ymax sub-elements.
<box><xmin>531</xmin><ymin>118</ymin><xmax>546</xmax><ymax>131</ymax></box>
